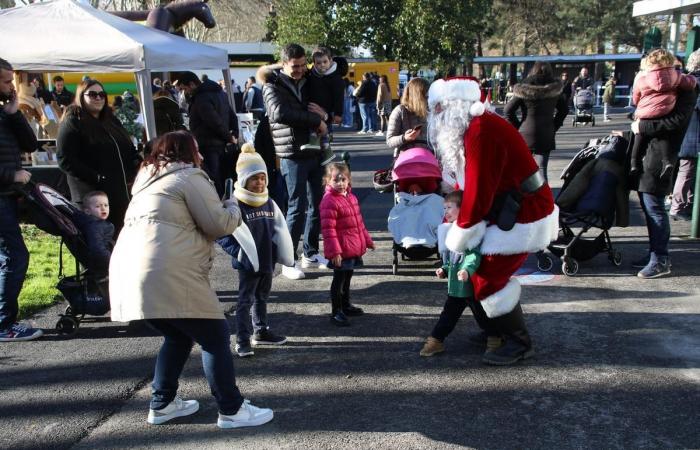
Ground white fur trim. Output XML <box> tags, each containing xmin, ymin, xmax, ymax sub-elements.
<box><xmin>445</xmin><ymin>220</ymin><xmax>487</xmax><ymax>253</ymax></box>
<box><xmin>437</xmin><ymin>222</ymin><xmax>451</xmax><ymax>253</ymax></box>
<box><xmin>480</xmin><ymin>206</ymin><xmax>559</xmax><ymax>255</ymax></box>
<box><xmin>469</xmin><ymin>101</ymin><xmax>485</xmax><ymax>116</ymax></box>
<box><xmin>480</xmin><ymin>279</ymin><xmax>521</xmax><ymax>318</ymax></box>
<box><xmin>428</xmin><ymin>78</ymin><xmax>481</xmax><ymax>108</ymax></box>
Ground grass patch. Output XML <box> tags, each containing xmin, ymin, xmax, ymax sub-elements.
<box><xmin>18</xmin><ymin>225</ymin><xmax>76</xmax><ymax>319</ymax></box>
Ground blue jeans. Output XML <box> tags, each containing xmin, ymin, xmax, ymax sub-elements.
<box><xmin>638</xmin><ymin>192</ymin><xmax>670</xmax><ymax>260</ymax></box>
<box><xmin>342</xmin><ymin>98</ymin><xmax>354</xmax><ymax>127</ymax></box>
<box><xmin>358</xmin><ymin>102</ymin><xmax>377</xmax><ymax>132</ymax></box>
<box><xmin>0</xmin><ymin>196</ymin><xmax>29</xmax><ymax>331</ymax></box>
<box><xmin>146</xmin><ymin>318</ymin><xmax>245</xmax><ymax>415</ymax></box>
<box><xmin>236</xmin><ymin>271</ymin><xmax>271</xmax><ymax>345</ymax></box>
<box><xmin>280</xmin><ymin>157</ymin><xmax>324</xmax><ymax>259</ymax></box>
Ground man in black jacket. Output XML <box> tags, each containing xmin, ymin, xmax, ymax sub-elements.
<box><xmin>51</xmin><ymin>75</ymin><xmax>75</xmax><ymax>109</ymax></box>
<box><xmin>177</xmin><ymin>71</ymin><xmax>239</xmax><ymax>196</ymax></box>
<box><xmin>261</xmin><ymin>43</ymin><xmax>329</xmax><ymax>280</ymax></box>
<box><xmin>0</xmin><ymin>58</ymin><xmax>43</xmax><ymax>342</ymax></box>
<box><xmin>354</xmin><ymin>72</ymin><xmax>378</xmax><ymax>134</ymax></box>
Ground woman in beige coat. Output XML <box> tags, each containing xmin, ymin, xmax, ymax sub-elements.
<box><xmin>109</xmin><ymin>131</ymin><xmax>274</xmax><ymax>429</ymax></box>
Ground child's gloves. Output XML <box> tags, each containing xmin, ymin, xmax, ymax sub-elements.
<box><xmin>435</xmin><ymin>268</ymin><xmax>446</xmax><ymax>279</ymax></box>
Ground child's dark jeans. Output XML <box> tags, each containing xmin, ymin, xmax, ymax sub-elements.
<box><xmin>431</xmin><ymin>296</ymin><xmax>498</xmax><ymax>341</ymax></box>
<box><xmin>236</xmin><ymin>271</ymin><xmax>272</xmax><ymax>345</ymax></box>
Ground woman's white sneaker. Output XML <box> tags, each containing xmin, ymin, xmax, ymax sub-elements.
<box><xmin>217</xmin><ymin>400</ymin><xmax>274</xmax><ymax>429</ymax></box>
<box><xmin>281</xmin><ymin>262</ymin><xmax>305</xmax><ymax>280</ymax></box>
<box><xmin>147</xmin><ymin>397</ymin><xmax>199</xmax><ymax>425</ymax></box>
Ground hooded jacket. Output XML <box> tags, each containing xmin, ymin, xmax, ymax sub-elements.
<box><xmin>305</xmin><ymin>56</ymin><xmax>348</xmax><ymax>119</ymax></box>
<box><xmin>188</xmin><ymin>79</ymin><xmax>238</xmax><ymax>150</ymax></box>
<box><xmin>259</xmin><ymin>65</ymin><xmax>322</xmax><ymax>158</ymax></box>
<box><xmin>320</xmin><ymin>185</ymin><xmax>374</xmax><ymax>260</ymax></box>
<box><xmin>109</xmin><ymin>163</ymin><xmax>242</xmax><ymax>321</ymax></box>
<box><xmin>503</xmin><ymin>75</ymin><xmax>568</xmax><ymax>154</ymax></box>
<box><xmin>633</xmin><ymin>66</ymin><xmax>697</xmax><ymax>119</ymax></box>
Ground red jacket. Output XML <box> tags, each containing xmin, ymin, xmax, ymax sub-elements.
<box><xmin>320</xmin><ymin>185</ymin><xmax>374</xmax><ymax>259</ymax></box>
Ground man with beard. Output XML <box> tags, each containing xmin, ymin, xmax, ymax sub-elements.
<box><xmin>427</xmin><ymin>77</ymin><xmax>558</xmax><ymax>365</ymax></box>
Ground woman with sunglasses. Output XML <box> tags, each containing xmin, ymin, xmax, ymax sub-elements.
<box><xmin>57</xmin><ymin>79</ymin><xmax>141</xmax><ymax>234</ymax></box>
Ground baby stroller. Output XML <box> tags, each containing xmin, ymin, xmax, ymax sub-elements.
<box><xmin>572</xmin><ymin>88</ymin><xmax>595</xmax><ymax>127</ymax></box>
<box><xmin>386</xmin><ymin>147</ymin><xmax>443</xmax><ymax>275</ymax></box>
<box><xmin>536</xmin><ymin>135</ymin><xmax>629</xmax><ymax>276</ymax></box>
<box><xmin>20</xmin><ymin>182</ymin><xmax>111</xmax><ymax>335</ymax></box>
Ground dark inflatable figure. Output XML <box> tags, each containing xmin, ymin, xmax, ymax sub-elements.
<box><xmin>110</xmin><ymin>0</ymin><xmax>216</xmax><ymax>37</ymax></box>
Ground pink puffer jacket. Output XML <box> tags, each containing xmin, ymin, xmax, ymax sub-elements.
<box><xmin>321</xmin><ymin>185</ymin><xmax>374</xmax><ymax>259</ymax></box>
<box><xmin>633</xmin><ymin>66</ymin><xmax>697</xmax><ymax>119</ymax></box>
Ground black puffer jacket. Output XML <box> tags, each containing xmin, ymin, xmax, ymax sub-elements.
<box><xmin>306</xmin><ymin>56</ymin><xmax>349</xmax><ymax>118</ymax></box>
<box><xmin>188</xmin><ymin>79</ymin><xmax>238</xmax><ymax>150</ymax></box>
<box><xmin>635</xmin><ymin>87</ymin><xmax>698</xmax><ymax>195</ymax></box>
<box><xmin>56</xmin><ymin>106</ymin><xmax>140</xmax><ymax>233</ymax></box>
<box><xmin>260</xmin><ymin>66</ymin><xmax>322</xmax><ymax>158</ymax></box>
<box><xmin>0</xmin><ymin>109</ymin><xmax>36</xmax><ymax>194</ymax></box>
<box><xmin>504</xmin><ymin>75</ymin><xmax>568</xmax><ymax>155</ymax></box>
<box><xmin>354</xmin><ymin>78</ymin><xmax>377</xmax><ymax>104</ymax></box>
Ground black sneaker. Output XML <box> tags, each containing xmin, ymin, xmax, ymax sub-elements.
<box><xmin>235</xmin><ymin>343</ymin><xmax>254</xmax><ymax>357</ymax></box>
<box><xmin>330</xmin><ymin>311</ymin><xmax>350</xmax><ymax>326</ymax></box>
<box><xmin>342</xmin><ymin>304</ymin><xmax>364</xmax><ymax>316</ymax></box>
<box><xmin>251</xmin><ymin>330</ymin><xmax>287</xmax><ymax>346</ymax></box>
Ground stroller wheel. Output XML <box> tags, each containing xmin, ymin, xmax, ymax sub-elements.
<box><xmin>562</xmin><ymin>257</ymin><xmax>579</xmax><ymax>276</ymax></box>
<box><xmin>609</xmin><ymin>250</ymin><xmax>622</xmax><ymax>266</ymax></box>
<box><xmin>56</xmin><ymin>316</ymin><xmax>79</xmax><ymax>336</ymax></box>
<box><xmin>537</xmin><ymin>253</ymin><xmax>554</xmax><ymax>272</ymax></box>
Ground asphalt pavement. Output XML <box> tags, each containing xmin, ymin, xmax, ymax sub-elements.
<box><xmin>2</xmin><ymin>109</ymin><xmax>699</xmax><ymax>450</ymax></box>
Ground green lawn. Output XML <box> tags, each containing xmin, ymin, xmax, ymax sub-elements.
<box><xmin>18</xmin><ymin>225</ymin><xmax>75</xmax><ymax>319</ymax></box>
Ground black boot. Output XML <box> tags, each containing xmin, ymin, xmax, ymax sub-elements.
<box><xmin>481</xmin><ymin>304</ymin><xmax>534</xmax><ymax>366</ymax></box>
<box><xmin>467</xmin><ymin>298</ymin><xmax>501</xmax><ymax>346</ymax></box>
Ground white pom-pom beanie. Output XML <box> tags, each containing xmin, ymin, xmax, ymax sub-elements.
<box><xmin>236</xmin><ymin>143</ymin><xmax>268</xmax><ymax>188</ymax></box>
<box><xmin>428</xmin><ymin>77</ymin><xmax>485</xmax><ymax>117</ymax></box>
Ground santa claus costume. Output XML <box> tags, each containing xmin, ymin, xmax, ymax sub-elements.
<box><xmin>428</xmin><ymin>77</ymin><xmax>559</xmax><ymax>365</ymax></box>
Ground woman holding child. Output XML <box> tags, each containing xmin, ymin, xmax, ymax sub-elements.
<box><xmin>109</xmin><ymin>131</ymin><xmax>274</xmax><ymax>429</ymax></box>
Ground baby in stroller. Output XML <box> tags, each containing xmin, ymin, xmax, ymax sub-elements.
<box><xmin>387</xmin><ymin>147</ymin><xmax>443</xmax><ymax>273</ymax></box>
<box><xmin>74</xmin><ymin>190</ymin><xmax>114</xmax><ymax>275</ymax></box>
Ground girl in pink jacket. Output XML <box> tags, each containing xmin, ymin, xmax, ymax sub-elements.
<box><xmin>631</xmin><ymin>49</ymin><xmax>697</xmax><ymax>177</ymax></box>
<box><xmin>320</xmin><ymin>162</ymin><xmax>375</xmax><ymax>326</ymax></box>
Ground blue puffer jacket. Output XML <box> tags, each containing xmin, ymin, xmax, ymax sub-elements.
<box><xmin>679</xmin><ymin>72</ymin><xmax>700</xmax><ymax>159</ymax></box>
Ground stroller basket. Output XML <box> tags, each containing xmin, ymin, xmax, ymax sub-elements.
<box><xmin>57</xmin><ymin>275</ymin><xmax>110</xmax><ymax>317</ymax></box>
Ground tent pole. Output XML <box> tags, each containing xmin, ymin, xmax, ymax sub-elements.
<box><xmin>135</xmin><ymin>70</ymin><xmax>157</xmax><ymax>141</ymax></box>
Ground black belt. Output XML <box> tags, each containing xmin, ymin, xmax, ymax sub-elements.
<box><xmin>520</xmin><ymin>170</ymin><xmax>546</xmax><ymax>194</ymax></box>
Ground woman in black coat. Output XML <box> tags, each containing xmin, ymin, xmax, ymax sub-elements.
<box><xmin>57</xmin><ymin>79</ymin><xmax>141</xmax><ymax>234</ymax></box>
<box><xmin>504</xmin><ymin>61</ymin><xmax>568</xmax><ymax>182</ymax></box>
<box><xmin>630</xmin><ymin>86</ymin><xmax>697</xmax><ymax>278</ymax></box>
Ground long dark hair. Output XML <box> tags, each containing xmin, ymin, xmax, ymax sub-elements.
<box><xmin>74</xmin><ymin>79</ymin><xmax>112</xmax><ymax>121</ymax></box>
<box><xmin>527</xmin><ymin>61</ymin><xmax>555</xmax><ymax>82</ymax></box>
<box><xmin>143</xmin><ymin>130</ymin><xmax>202</xmax><ymax>173</ymax></box>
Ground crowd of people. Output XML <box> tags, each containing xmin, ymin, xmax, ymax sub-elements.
<box><xmin>1</xmin><ymin>42</ymin><xmax>699</xmax><ymax>428</ymax></box>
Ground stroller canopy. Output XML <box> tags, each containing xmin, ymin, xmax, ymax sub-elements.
<box><xmin>392</xmin><ymin>147</ymin><xmax>442</xmax><ymax>181</ymax></box>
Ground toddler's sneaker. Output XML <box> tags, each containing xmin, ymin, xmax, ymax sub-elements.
<box><xmin>300</xmin><ymin>133</ymin><xmax>321</xmax><ymax>151</ymax></box>
<box><xmin>235</xmin><ymin>342</ymin><xmax>255</xmax><ymax>357</ymax></box>
<box><xmin>320</xmin><ymin>145</ymin><xmax>336</xmax><ymax>166</ymax></box>
<box><xmin>217</xmin><ymin>399</ymin><xmax>274</xmax><ymax>429</ymax></box>
<box><xmin>0</xmin><ymin>323</ymin><xmax>43</xmax><ymax>342</ymax></box>
<box><xmin>419</xmin><ymin>336</ymin><xmax>444</xmax><ymax>357</ymax></box>
<box><xmin>301</xmin><ymin>254</ymin><xmax>329</xmax><ymax>269</ymax></box>
<box><xmin>147</xmin><ymin>397</ymin><xmax>199</xmax><ymax>425</ymax></box>
<box><xmin>282</xmin><ymin>262</ymin><xmax>305</xmax><ymax>280</ymax></box>
<box><xmin>252</xmin><ymin>329</ymin><xmax>287</xmax><ymax>346</ymax></box>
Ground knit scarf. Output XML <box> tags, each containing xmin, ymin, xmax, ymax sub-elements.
<box><xmin>233</xmin><ymin>181</ymin><xmax>268</xmax><ymax>207</ymax></box>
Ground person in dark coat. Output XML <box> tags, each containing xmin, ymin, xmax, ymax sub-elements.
<box><xmin>176</xmin><ymin>71</ymin><xmax>239</xmax><ymax>196</ymax></box>
<box><xmin>503</xmin><ymin>61</ymin><xmax>568</xmax><ymax>182</ymax></box>
<box><xmin>153</xmin><ymin>89</ymin><xmax>184</xmax><ymax>137</ymax></box>
<box><xmin>354</xmin><ymin>72</ymin><xmax>378</xmax><ymax>133</ymax></box>
<box><xmin>56</xmin><ymin>79</ymin><xmax>141</xmax><ymax>235</ymax></box>
<box><xmin>74</xmin><ymin>190</ymin><xmax>114</xmax><ymax>275</ymax></box>
<box><xmin>51</xmin><ymin>75</ymin><xmax>75</xmax><ymax>109</ymax></box>
<box><xmin>630</xmin><ymin>84</ymin><xmax>698</xmax><ymax>279</ymax></box>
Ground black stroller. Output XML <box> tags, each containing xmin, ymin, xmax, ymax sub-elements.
<box><xmin>537</xmin><ymin>135</ymin><xmax>629</xmax><ymax>276</ymax></box>
<box><xmin>20</xmin><ymin>182</ymin><xmax>111</xmax><ymax>335</ymax></box>
<box><xmin>572</xmin><ymin>88</ymin><xmax>596</xmax><ymax>127</ymax></box>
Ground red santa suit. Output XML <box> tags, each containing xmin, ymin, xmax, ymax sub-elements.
<box><xmin>430</xmin><ymin>77</ymin><xmax>559</xmax><ymax>319</ymax></box>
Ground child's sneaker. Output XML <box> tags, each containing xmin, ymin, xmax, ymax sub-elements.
<box><xmin>217</xmin><ymin>399</ymin><xmax>274</xmax><ymax>429</ymax></box>
<box><xmin>300</xmin><ymin>133</ymin><xmax>321</xmax><ymax>151</ymax></box>
<box><xmin>419</xmin><ymin>337</ymin><xmax>445</xmax><ymax>357</ymax></box>
<box><xmin>251</xmin><ymin>329</ymin><xmax>287</xmax><ymax>346</ymax></box>
<box><xmin>320</xmin><ymin>145</ymin><xmax>336</xmax><ymax>166</ymax></box>
<box><xmin>147</xmin><ymin>397</ymin><xmax>199</xmax><ymax>425</ymax></box>
<box><xmin>0</xmin><ymin>323</ymin><xmax>43</xmax><ymax>342</ymax></box>
<box><xmin>235</xmin><ymin>342</ymin><xmax>254</xmax><ymax>357</ymax></box>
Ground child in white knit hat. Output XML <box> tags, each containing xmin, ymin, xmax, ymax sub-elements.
<box><xmin>217</xmin><ymin>143</ymin><xmax>294</xmax><ymax>357</ymax></box>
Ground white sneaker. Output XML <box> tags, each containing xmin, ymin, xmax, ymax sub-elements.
<box><xmin>357</xmin><ymin>130</ymin><xmax>368</xmax><ymax>135</ymax></box>
<box><xmin>375</xmin><ymin>131</ymin><xmax>384</xmax><ymax>136</ymax></box>
<box><xmin>282</xmin><ymin>262</ymin><xmax>305</xmax><ymax>280</ymax></box>
<box><xmin>217</xmin><ymin>399</ymin><xmax>274</xmax><ymax>429</ymax></box>
<box><xmin>147</xmin><ymin>397</ymin><xmax>199</xmax><ymax>425</ymax></box>
<box><xmin>301</xmin><ymin>254</ymin><xmax>329</xmax><ymax>269</ymax></box>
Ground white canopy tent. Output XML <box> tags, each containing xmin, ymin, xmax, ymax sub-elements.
<box><xmin>0</xmin><ymin>0</ymin><xmax>233</xmax><ymax>140</ymax></box>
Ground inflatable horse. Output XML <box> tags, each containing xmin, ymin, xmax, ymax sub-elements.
<box><xmin>109</xmin><ymin>0</ymin><xmax>216</xmax><ymax>37</ymax></box>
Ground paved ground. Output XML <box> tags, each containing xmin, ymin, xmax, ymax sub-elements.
<box><xmin>3</xmin><ymin>110</ymin><xmax>699</xmax><ymax>450</ymax></box>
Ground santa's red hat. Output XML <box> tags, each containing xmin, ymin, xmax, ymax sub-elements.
<box><xmin>428</xmin><ymin>76</ymin><xmax>486</xmax><ymax>117</ymax></box>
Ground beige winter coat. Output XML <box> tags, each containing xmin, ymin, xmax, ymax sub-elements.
<box><xmin>109</xmin><ymin>162</ymin><xmax>242</xmax><ymax>322</ymax></box>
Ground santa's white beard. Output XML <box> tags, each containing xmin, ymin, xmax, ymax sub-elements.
<box><xmin>428</xmin><ymin>99</ymin><xmax>473</xmax><ymax>189</ymax></box>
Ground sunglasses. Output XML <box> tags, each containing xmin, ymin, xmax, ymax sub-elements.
<box><xmin>84</xmin><ymin>91</ymin><xmax>107</xmax><ymax>99</ymax></box>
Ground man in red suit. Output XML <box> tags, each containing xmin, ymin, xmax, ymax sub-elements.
<box><xmin>428</xmin><ymin>77</ymin><xmax>559</xmax><ymax>365</ymax></box>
